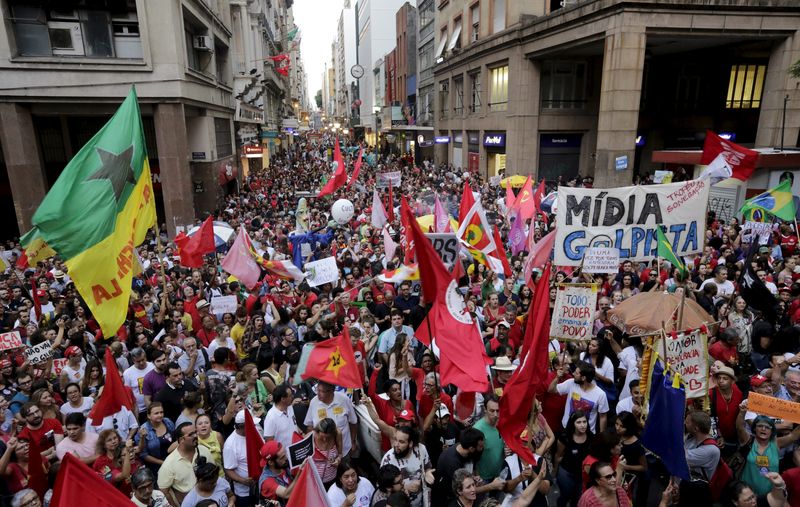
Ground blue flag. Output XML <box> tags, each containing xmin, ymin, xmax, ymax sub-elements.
<box><xmin>641</xmin><ymin>360</ymin><xmax>690</xmax><ymax>480</ymax></box>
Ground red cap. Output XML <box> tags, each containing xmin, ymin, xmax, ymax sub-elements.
<box><xmin>260</xmin><ymin>440</ymin><xmax>282</xmax><ymax>461</ymax></box>
<box><xmin>35</xmin><ymin>289</ymin><xmax>46</xmax><ymax>297</ymax></box>
<box><xmin>750</xmin><ymin>374</ymin><xmax>769</xmax><ymax>387</ymax></box>
<box><xmin>397</xmin><ymin>409</ymin><xmax>415</xmax><ymax>422</ymax></box>
<box><xmin>64</xmin><ymin>346</ymin><xmax>82</xmax><ymax>358</ymax></box>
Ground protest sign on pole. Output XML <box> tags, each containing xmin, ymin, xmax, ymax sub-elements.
<box><xmin>741</xmin><ymin>221</ymin><xmax>773</xmax><ymax>245</ymax></box>
<box><xmin>550</xmin><ymin>284</ymin><xmax>597</xmax><ymax>340</ymax></box>
<box><xmin>0</xmin><ymin>331</ymin><xmax>23</xmax><ymax>352</ymax></box>
<box><xmin>304</xmin><ymin>256</ymin><xmax>340</xmax><ymax>287</ymax></box>
<box><xmin>25</xmin><ymin>342</ymin><xmax>54</xmax><ymax>364</ymax></box>
<box><xmin>376</xmin><ymin>171</ymin><xmax>402</xmax><ymax>188</ymax></box>
<box><xmin>652</xmin><ymin>330</ymin><xmax>709</xmax><ymax>399</ymax></box>
<box><xmin>554</xmin><ymin>181</ymin><xmax>709</xmax><ymax>265</ymax></box>
<box><xmin>582</xmin><ymin>247</ymin><xmax>621</xmax><ymax>274</ymax></box>
<box><xmin>210</xmin><ymin>295</ymin><xmax>238</xmax><ymax>316</ymax></box>
<box><xmin>287</xmin><ymin>433</ymin><xmax>314</xmax><ymax>469</ymax></box>
<box><xmin>424</xmin><ymin>233</ymin><xmax>458</xmax><ymax>268</ymax></box>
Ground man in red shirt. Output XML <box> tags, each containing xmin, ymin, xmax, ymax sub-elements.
<box><xmin>18</xmin><ymin>402</ymin><xmax>64</xmax><ymax>462</ymax></box>
<box><xmin>418</xmin><ymin>372</ymin><xmax>454</xmax><ymax>420</ymax></box>
<box><xmin>709</xmin><ymin>329</ymin><xmax>740</xmax><ymax>367</ymax></box>
<box><xmin>709</xmin><ymin>364</ymin><xmax>743</xmax><ymax>457</ymax></box>
<box><xmin>258</xmin><ymin>440</ymin><xmax>295</xmax><ymax>503</ymax></box>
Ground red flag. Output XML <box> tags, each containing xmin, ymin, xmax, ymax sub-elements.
<box><xmin>512</xmin><ymin>176</ymin><xmax>536</xmax><ymax>222</ymax></box>
<box><xmin>176</xmin><ymin>217</ymin><xmax>216</xmax><ymax>268</ymax></box>
<box><xmin>490</xmin><ymin>226</ymin><xmax>513</xmax><ymax>277</ymax></box>
<box><xmin>498</xmin><ymin>264</ymin><xmax>552</xmax><ymax>466</ymax></box>
<box><xmin>50</xmin><ymin>453</ymin><xmax>135</xmax><ymax>506</ymax></box>
<box><xmin>300</xmin><ymin>328</ymin><xmax>362</xmax><ymax>388</ymax></box>
<box><xmin>505</xmin><ymin>183</ymin><xmax>516</xmax><ymax>211</ymax></box>
<box><xmin>31</xmin><ymin>280</ymin><xmax>42</xmax><ymax>321</ymax></box>
<box><xmin>403</xmin><ymin>197</ymin><xmax>491</xmax><ymax>392</ymax></box>
<box><xmin>398</xmin><ymin>196</ymin><xmax>415</xmax><ymax>262</ymax></box>
<box><xmin>532</xmin><ymin>179</ymin><xmax>546</xmax><ymax>214</ymax></box>
<box><xmin>244</xmin><ymin>409</ymin><xmax>264</xmax><ymax>481</ymax></box>
<box><xmin>347</xmin><ymin>147</ymin><xmax>363</xmax><ymax>189</ymax></box>
<box><xmin>28</xmin><ymin>432</ymin><xmax>48</xmax><ymax>499</ymax></box>
<box><xmin>16</xmin><ymin>250</ymin><xmax>29</xmax><ymax>269</ymax></box>
<box><xmin>458</xmin><ymin>181</ymin><xmax>475</xmax><ymax>224</ymax></box>
<box><xmin>286</xmin><ymin>459</ymin><xmax>331</xmax><ymax>507</ymax></box>
<box><xmin>387</xmin><ymin>184</ymin><xmax>396</xmax><ymax>222</ymax></box>
<box><xmin>267</xmin><ymin>54</ymin><xmax>290</xmax><ymax>62</ymax></box>
<box><xmin>317</xmin><ymin>138</ymin><xmax>348</xmax><ymax>198</ymax></box>
<box><xmin>700</xmin><ymin>130</ymin><xmax>758</xmax><ymax>181</ymax></box>
<box><xmin>88</xmin><ymin>348</ymin><xmax>134</xmax><ymax>424</ymax></box>
<box><xmin>523</xmin><ymin>228</ymin><xmax>556</xmax><ymax>290</ymax></box>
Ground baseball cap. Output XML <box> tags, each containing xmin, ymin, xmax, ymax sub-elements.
<box><xmin>35</xmin><ymin>289</ymin><xmax>46</xmax><ymax>298</ymax></box>
<box><xmin>260</xmin><ymin>441</ymin><xmax>282</xmax><ymax>461</ymax></box>
<box><xmin>234</xmin><ymin>409</ymin><xmax>261</xmax><ymax>426</ymax></box>
<box><xmin>64</xmin><ymin>346</ymin><xmax>82</xmax><ymax>358</ymax></box>
<box><xmin>397</xmin><ymin>409</ymin><xmax>415</xmax><ymax>422</ymax></box>
<box><xmin>435</xmin><ymin>404</ymin><xmax>450</xmax><ymax>418</ymax></box>
<box><xmin>750</xmin><ymin>374</ymin><xmax>769</xmax><ymax>387</ymax></box>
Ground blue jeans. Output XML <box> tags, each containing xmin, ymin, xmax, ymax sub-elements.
<box><xmin>556</xmin><ymin>468</ymin><xmax>581</xmax><ymax>507</ymax></box>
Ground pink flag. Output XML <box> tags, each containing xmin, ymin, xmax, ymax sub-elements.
<box><xmin>523</xmin><ymin>228</ymin><xmax>556</xmax><ymax>290</ymax></box>
<box><xmin>434</xmin><ymin>195</ymin><xmax>451</xmax><ymax>233</ymax></box>
<box><xmin>505</xmin><ymin>183</ymin><xmax>516</xmax><ymax>212</ymax></box>
<box><xmin>221</xmin><ymin>228</ymin><xmax>262</xmax><ymax>289</ymax></box>
<box><xmin>508</xmin><ymin>209</ymin><xmax>527</xmax><ymax>256</ymax></box>
<box><xmin>383</xmin><ymin>226</ymin><xmax>398</xmax><ymax>259</ymax></box>
<box><xmin>371</xmin><ymin>189</ymin><xmax>388</xmax><ymax>229</ymax></box>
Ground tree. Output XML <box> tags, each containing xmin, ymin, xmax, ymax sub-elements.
<box><xmin>315</xmin><ymin>89</ymin><xmax>322</xmax><ymax>109</ymax></box>
<box><xmin>791</xmin><ymin>60</ymin><xmax>800</xmax><ymax>79</ymax></box>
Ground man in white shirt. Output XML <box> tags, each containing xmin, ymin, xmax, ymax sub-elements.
<box><xmin>700</xmin><ymin>265</ymin><xmax>735</xmax><ymax>303</ymax></box>
<box><xmin>303</xmin><ymin>381</ymin><xmax>358</xmax><ymax>457</ymax></box>
<box><xmin>263</xmin><ymin>384</ymin><xmax>297</xmax><ymax>451</ymax></box>
<box><xmin>224</xmin><ymin>410</ymin><xmax>260</xmax><ymax>506</ymax></box>
<box><xmin>87</xmin><ymin>405</ymin><xmax>139</xmax><ymax>441</ymax></box>
<box><xmin>123</xmin><ymin>348</ymin><xmax>154</xmax><ymax>420</ymax></box>
<box><xmin>549</xmin><ymin>361</ymin><xmax>609</xmax><ymax>433</ymax></box>
<box><xmin>379</xmin><ymin>427</ymin><xmax>433</xmax><ymax>507</ymax></box>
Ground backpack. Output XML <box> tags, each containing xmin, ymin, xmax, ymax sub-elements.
<box><xmin>701</xmin><ymin>438</ymin><xmax>734</xmax><ymax>502</ymax></box>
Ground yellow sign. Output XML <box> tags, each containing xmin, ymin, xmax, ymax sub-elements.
<box><xmin>748</xmin><ymin>392</ymin><xmax>800</xmax><ymax>424</ymax></box>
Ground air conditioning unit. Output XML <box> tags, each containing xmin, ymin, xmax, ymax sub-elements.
<box><xmin>193</xmin><ymin>35</ymin><xmax>213</xmax><ymax>51</ymax></box>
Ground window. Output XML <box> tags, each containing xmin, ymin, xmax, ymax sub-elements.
<box><xmin>419</xmin><ymin>0</ymin><xmax>434</xmax><ymax>29</ymax></box>
<box><xmin>214</xmin><ymin>118</ymin><xmax>232</xmax><ymax>158</ymax></box>
<box><xmin>11</xmin><ymin>5</ymin><xmax>136</xmax><ymax>58</ymax></box>
<box><xmin>470</xmin><ymin>72</ymin><xmax>482</xmax><ymax>113</ymax></box>
<box><xmin>726</xmin><ymin>64</ymin><xmax>766</xmax><ymax>109</ymax></box>
<box><xmin>489</xmin><ymin>65</ymin><xmax>508</xmax><ymax>111</ymax></box>
<box><xmin>674</xmin><ymin>64</ymin><xmax>701</xmax><ymax>110</ymax></box>
<box><xmin>447</xmin><ymin>17</ymin><xmax>462</xmax><ymax>52</ymax></box>
<box><xmin>454</xmin><ymin>77</ymin><xmax>464</xmax><ymax>114</ymax></box>
<box><xmin>540</xmin><ymin>61</ymin><xmax>587</xmax><ymax>109</ymax></box>
<box><xmin>470</xmin><ymin>3</ymin><xmax>480</xmax><ymax>42</ymax></box>
<box><xmin>435</xmin><ymin>28</ymin><xmax>448</xmax><ymax>60</ymax></box>
<box><xmin>492</xmin><ymin>0</ymin><xmax>505</xmax><ymax>34</ymax></box>
<box><xmin>439</xmin><ymin>80</ymin><xmax>449</xmax><ymax>119</ymax></box>
<box><xmin>215</xmin><ymin>40</ymin><xmax>229</xmax><ymax>85</ymax></box>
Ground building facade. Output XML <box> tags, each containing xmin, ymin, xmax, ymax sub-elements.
<box><xmin>432</xmin><ymin>0</ymin><xmax>800</xmax><ymax>189</ymax></box>
<box><xmin>416</xmin><ymin>0</ymin><xmax>435</xmax><ymax>127</ymax></box>
<box><xmin>335</xmin><ymin>0</ymin><xmax>358</xmax><ymax>121</ymax></box>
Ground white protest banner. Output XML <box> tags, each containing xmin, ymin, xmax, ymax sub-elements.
<box><xmin>25</xmin><ymin>342</ymin><xmax>53</xmax><ymax>364</ymax></box>
<box><xmin>653</xmin><ymin>330</ymin><xmax>709</xmax><ymax>399</ymax></box>
<box><xmin>304</xmin><ymin>256</ymin><xmax>340</xmax><ymax>287</ymax></box>
<box><xmin>555</xmin><ymin>181</ymin><xmax>709</xmax><ymax>265</ymax></box>
<box><xmin>0</xmin><ymin>331</ymin><xmax>23</xmax><ymax>352</ymax></box>
<box><xmin>210</xmin><ymin>295</ymin><xmax>238</xmax><ymax>316</ymax></box>
<box><xmin>582</xmin><ymin>248</ymin><xmax>620</xmax><ymax>274</ymax></box>
<box><xmin>376</xmin><ymin>171</ymin><xmax>402</xmax><ymax>188</ymax></box>
<box><xmin>425</xmin><ymin>233</ymin><xmax>458</xmax><ymax>268</ymax></box>
<box><xmin>550</xmin><ymin>284</ymin><xmax>597</xmax><ymax>340</ymax></box>
<box><xmin>287</xmin><ymin>432</ymin><xmax>315</xmax><ymax>469</ymax></box>
<box><xmin>741</xmin><ymin>221</ymin><xmax>773</xmax><ymax>245</ymax></box>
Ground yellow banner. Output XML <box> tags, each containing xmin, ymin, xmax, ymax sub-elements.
<box><xmin>66</xmin><ymin>160</ymin><xmax>156</xmax><ymax>337</ymax></box>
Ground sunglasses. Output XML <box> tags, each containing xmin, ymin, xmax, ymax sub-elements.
<box><xmin>600</xmin><ymin>473</ymin><xmax>615</xmax><ymax>480</ymax></box>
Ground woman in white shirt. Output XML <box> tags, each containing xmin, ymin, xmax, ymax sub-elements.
<box><xmin>206</xmin><ymin>325</ymin><xmax>236</xmax><ymax>357</ymax></box>
<box><xmin>327</xmin><ymin>459</ymin><xmax>375</xmax><ymax>507</ymax></box>
<box><xmin>60</xmin><ymin>382</ymin><xmax>94</xmax><ymax>417</ymax></box>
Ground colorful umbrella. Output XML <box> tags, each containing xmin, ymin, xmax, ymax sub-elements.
<box><xmin>500</xmin><ymin>175</ymin><xmax>528</xmax><ymax>188</ymax></box>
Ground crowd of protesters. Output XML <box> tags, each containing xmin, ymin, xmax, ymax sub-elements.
<box><xmin>0</xmin><ymin>133</ymin><xmax>798</xmax><ymax>507</ymax></box>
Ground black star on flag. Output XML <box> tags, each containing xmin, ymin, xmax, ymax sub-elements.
<box><xmin>87</xmin><ymin>146</ymin><xmax>136</xmax><ymax>202</ymax></box>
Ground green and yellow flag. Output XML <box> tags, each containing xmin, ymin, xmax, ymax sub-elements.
<box><xmin>739</xmin><ymin>179</ymin><xmax>796</xmax><ymax>222</ymax></box>
<box><xmin>21</xmin><ymin>87</ymin><xmax>155</xmax><ymax>337</ymax></box>
<box><xmin>656</xmin><ymin>226</ymin><xmax>687</xmax><ymax>278</ymax></box>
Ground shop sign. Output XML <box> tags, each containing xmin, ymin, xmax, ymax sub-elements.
<box><xmin>244</xmin><ymin>145</ymin><xmax>263</xmax><ymax>158</ymax></box>
<box><xmin>615</xmin><ymin>155</ymin><xmax>628</xmax><ymax>171</ymax></box>
<box><xmin>435</xmin><ymin>136</ymin><xmax>451</xmax><ymax>144</ymax></box>
<box><xmin>193</xmin><ymin>180</ymin><xmax>205</xmax><ymax>193</ymax></box>
<box><xmin>540</xmin><ymin>134</ymin><xmax>582</xmax><ymax>148</ymax></box>
<box><xmin>467</xmin><ymin>132</ymin><xmax>480</xmax><ymax>144</ymax></box>
<box><xmin>192</xmin><ymin>152</ymin><xmax>207</xmax><ymax>160</ymax></box>
<box><xmin>483</xmin><ymin>133</ymin><xmax>506</xmax><ymax>147</ymax></box>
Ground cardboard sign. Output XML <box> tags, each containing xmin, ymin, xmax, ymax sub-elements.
<box><xmin>582</xmin><ymin>247</ymin><xmax>621</xmax><ymax>274</ymax></box>
<box><xmin>287</xmin><ymin>432</ymin><xmax>314</xmax><ymax>469</ymax></box>
<box><xmin>304</xmin><ymin>256</ymin><xmax>340</xmax><ymax>287</ymax></box>
<box><xmin>210</xmin><ymin>295</ymin><xmax>238</xmax><ymax>316</ymax></box>
<box><xmin>653</xmin><ymin>330</ymin><xmax>709</xmax><ymax>399</ymax></box>
<box><xmin>376</xmin><ymin>171</ymin><xmax>402</xmax><ymax>188</ymax></box>
<box><xmin>51</xmin><ymin>358</ymin><xmax>68</xmax><ymax>376</ymax></box>
<box><xmin>555</xmin><ymin>181</ymin><xmax>709</xmax><ymax>265</ymax></box>
<box><xmin>741</xmin><ymin>221</ymin><xmax>773</xmax><ymax>245</ymax></box>
<box><xmin>25</xmin><ymin>342</ymin><xmax>54</xmax><ymax>364</ymax></box>
<box><xmin>425</xmin><ymin>233</ymin><xmax>458</xmax><ymax>268</ymax></box>
<box><xmin>747</xmin><ymin>392</ymin><xmax>800</xmax><ymax>424</ymax></box>
<box><xmin>0</xmin><ymin>331</ymin><xmax>23</xmax><ymax>352</ymax></box>
<box><xmin>550</xmin><ymin>284</ymin><xmax>597</xmax><ymax>340</ymax></box>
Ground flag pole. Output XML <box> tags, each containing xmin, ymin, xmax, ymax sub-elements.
<box><xmin>152</xmin><ymin>222</ymin><xmax>169</xmax><ymax>298</ymax></box>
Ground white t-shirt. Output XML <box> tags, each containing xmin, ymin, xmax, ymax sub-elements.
<box><xmin>223</xmin><ymin>432</ymin><xmax>250</xmax><ymax>497</ymax></box>
<box><xmin>616</xmin><ymin>396</ymin><xmax>637</xmax><ymax>415</ymax></box>
<box><xmin>59</xmin><ymin>397</ymin><xmax>94</xmax><ymax>417</ymax></box>
<box><xmin>87</xmin><ymin>406</ymin><xmax>138</xmax><ymax>440</ymax></box>
<box><xmin>700</xmin><ymin>278</ymin><xmax>735</xmax><ymax>302</ymax></box>
<box><xmin>556</xmin><ymin>378</ymin><xmax>609</xmax><ymax>433</ymax></box>
<box><xmin>123</xmin><ymin>362</ymin><xmax>155</xmax><ymax>413</ymax></box>
<box><xmin>326</xmin><ymin>477</ymin><xmax>375</xmax><ymax>507</ymax></box>
<box><xmin>263</xmin><ymin>405</ymin><xmax>297</xmax><ymax>451</ymax></box>
<box><xmin>304</xmin><ymin>392</ymin><xmax>358</xmax><ymax>455</ymax></box>
<box><xmin>207</xmin><ymin>337</ymin><xmax>236</xmax><ymax>357</ymax></box>
<box><xmin>617</xmin><ymin>346</ymin><xmax>640</xmax><ymax>400</ymax></box>
<box><xmin>380</xmin><ymin>445</ymin><xmax>431</xmax><ymax>507</ymax></box>
<box><xmin>579</xmin><ymin>353</ymin><xmax>615</xmax><ymax>383</ymax></box>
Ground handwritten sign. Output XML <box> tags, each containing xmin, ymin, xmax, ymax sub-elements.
<box><xmin>0</xmin><ymin>331</ymin><xmax>23</xmax><ymax>352</ymax></box>
<box><xmin>210</xmin><ymin>295</ymin><xmax>238</xmax><ymax>316</ymax></box>
<box><xmin>25</xmin><ymin>342</ymin><xmax>53</xmax><ymax>364</ymax></box>
<box><xmin>376</xmin><ymin>171</ymin><xmax>402</xmax><ymax>188</ymax></box>
<box><xmin>51</xmin><ymin>358</ymin><xmax>68</xmax><ymax>376</ymax></box>
<box><xmin>747</xmin><ymin>392</ymin><xmax>800</xmax><ymax>424</ymax></box>
<box><xmin>653</xmin><ymin>330</ymin><xmax>709</xmax><ymax>399</ymax></box>
<box><xmin>304</xmin><ymin>256</ymin><xmax>340</xmax><ymax>288</ymax></box>
<box><xmin>555</xmin><ymin>181</ymin><xmax>709</xmax><ymax>265</ymax></box>
<box><xmin>550</xmin><ymin>284</ymin><xmax>597</xmax><ymax>340</ymax></box>
<box><xmin>582</xmin><ymin>248</ymin><xmax>621</xmax><ymax>274</ymax></box>
<box><xmin>741</xmin><ymin>221</ymin><xmax>773</xmax><ymax>245</ymax></box>
<box><xmin>287</xmin><ymin>432</ymin><xmax>314</xmax><ymax>469</ymax></box>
